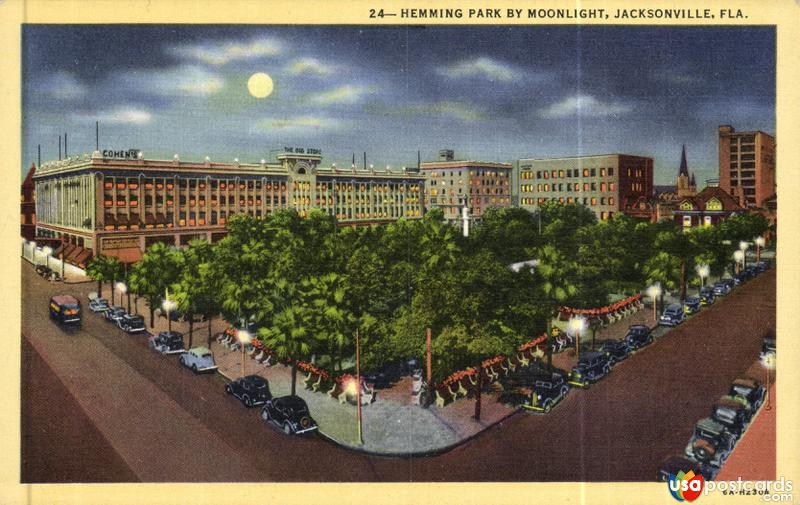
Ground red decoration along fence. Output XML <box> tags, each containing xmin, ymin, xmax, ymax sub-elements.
<box><xmin>558</xmin><ymin>293</ymin><xmax>643</xmax><ymax>320</ymax></box>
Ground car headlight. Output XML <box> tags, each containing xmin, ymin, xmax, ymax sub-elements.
<box><xmin>537</xmin><ymin>394</ymin><xmax>542</xmax><ymax>400</ymax></box>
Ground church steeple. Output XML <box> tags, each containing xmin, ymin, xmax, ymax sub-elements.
<box><xmin>690</xmin><ymin>172</ymin><xmax>696</xmax><ymax>187</ymax></box>
<box><xmin>679</xmin><ymin>144</ymin><xmax>689</xmax><ymax>177</ymax></box>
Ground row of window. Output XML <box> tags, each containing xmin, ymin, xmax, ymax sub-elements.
<box><xmin>428</xmin><ymin>170</ymin><xmax>509</xmax><ymax>178</ymax></box>
<box><xmin>521</xmin><ymin>167</ymin><xmax>617</xmax><ymax>180</ymax></box>
<box><xmin>521</xmin><ymin>182</ymin><xmax>617</xmax><ymax>193</ymax></box>
<box><xmin>521</xmin><ymin>196</ymin><xmax>616</xmax><ymax>207</ymax></box>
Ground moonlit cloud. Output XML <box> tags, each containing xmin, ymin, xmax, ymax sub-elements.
<box><xmin>42</xmin><ymin>71</ymin><xmax>88</xmax><ymax>100</ymax></box>
<box><xmin>254</xmin><ymin>115</ymin><xmax>340</xmax><ymax>134</ymax></box>
<box><xmin>308</xmin><ymin>85</ymin><xmax>374</xmax><ymax>104</ymax></box>
<box><xmin>365</xmin><ymin>101</ymin><xmax>485</xmax><ymax>121</ymax></box>
<box><xmin>438</xmin><ymin>57</ymin><xmax>518</xmax><ymax>82</ymax></box>
<box><xmin>120</xmin><ymin>66</ymin><xmax>224</xmax><ymax>97</ymax></box>
<box><xmin>541</xmin><ymin>94</ymin><xmax>631</xmax><ymax>119</ymax></box>
<box><xmin>73</xmin><ymin>106</ymin><xmax>152</xmax><ymax>125</ymax></box>
<box><xmin>285</xmin><ymin>57</ymin><xmax>340</xmax><ymax>76</ymax></box>
<box><xmin>169</xmin><ymin>37</ymin><xmax>283</xmax><ymax>65</ymax></box>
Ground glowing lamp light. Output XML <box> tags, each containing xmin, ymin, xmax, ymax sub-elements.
<box><xmin>755</xmin><ymin>237</ymin><xmax>766</xmax><ymax>247</ymax></box>
<box><xmin>568</xmin><ymin>316</ymin><xmax>587</xmax><ymax>335</ymax></box>
<box><xmin>162</xmin><ymin>298</ymin><xmax>177</xmax><ymax>313</ymax></box>
<box><xmin>733</xmin><ymin>250</ymin><xmax>745</xmax><ymax>263</ymax></box>
<box><xmin>695</xmin><ymin>264</ymin><xmax>710</xmax><ymax>279</ymax></box>
<box><xmin>646</xmin><ymin>283</ymin><xmax>662</xmax><ymax>300</ymax></box>
<box><xmin>739</xmin><ymin>240</ymin><xmax>749</xmax><ymax>252</ymax></box>
<box><xmin>237</xmin><ymin>329</ymin><xmax>252</xmax><ymax>345</ymax></box>
<box><xmin>116</xmin><ymin>281</ymin><xmax>127</xmax><ymax>294</ymax></box>
<box><xmin>42</xmin><ymin>246</ymin><xmax>53</xmax><ymax>256</ymax></box>
<box><xmin>761</xmin><ymin>352</ymin><xmax>776</xmax><ymax>370</ymax></box>
<box><xmin>345</xmin><ymin>379</ymin><xmax>358</xmax><ymax>396</ymax></box>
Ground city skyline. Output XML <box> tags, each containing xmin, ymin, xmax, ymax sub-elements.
<box><xmin>23</xmin><ymin>25</ymin><xmax>775</xmax><ymax>184</ymax></box>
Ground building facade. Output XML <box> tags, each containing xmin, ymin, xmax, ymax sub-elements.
<box><xmin>518</xmin><ymin>154</ymin><xmax>654</xmax><ymax>220</ymax></box>
<box><xmin>672</xmin><ymin>186</ymin><xmax>743</xmax><ymax>229</ymax></box>
<box><xmin>718</xmin><ymin>125</ymin><xmax>775</xmax><ymax>208</ymax></box>
<box><xmin>21</xmin><ymin>163</ymin><xmax>36</xmax><ymax>241</ymax></box>
<box><xmin>33</xmin><ymin>149</ymin><xmax>425</xmax><ymax>264</ymax></box>
<box><xmin>420</xmin><ymin>150</ymin><xmax>512</xmax><ymax>222</ymax></box>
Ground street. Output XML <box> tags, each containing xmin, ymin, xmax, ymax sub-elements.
<box><xmin>21</xmin><ymin>263</ymin><xmax>775</xmax><ymax>482</ymax></box>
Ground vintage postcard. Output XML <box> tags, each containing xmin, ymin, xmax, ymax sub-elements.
<box><xmin>2</xmin><ymin>0</ymin><xmax>798</xmax><ymax>504</ymax></box>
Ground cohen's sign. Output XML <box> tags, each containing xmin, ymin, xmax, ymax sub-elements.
<box><xmin>103</xmin><ymin>149</ymin><xmax>141</xmax><ymax>159</ymax></box>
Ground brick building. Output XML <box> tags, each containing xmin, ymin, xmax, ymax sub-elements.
<box><xmin>718</xmin><ymin>125</ymin><xmax>775</xmax><ymax>208</ymax></box>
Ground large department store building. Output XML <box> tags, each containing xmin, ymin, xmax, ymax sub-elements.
<box><xmin>32</xmin><ymin>149</ymin><xmax>425</xmax><ymax>264</ymax></box>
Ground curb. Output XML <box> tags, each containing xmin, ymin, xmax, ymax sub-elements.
<box><xmin>315</xmin><ymin>404</ymin><xmax>522</xmax><ymax>459</ymax></box>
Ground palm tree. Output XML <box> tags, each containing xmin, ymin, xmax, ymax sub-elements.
<box><xmin>171</xmin><ymin>239</ymin><xmax>215</xmax><ymax>349</ymax></box>
<box><xmin>128</xmin><ymin>243</ymin><xmax>183</xmax><ymax>327</ymax></box>
<box><xmin>86</xmin><ymin>255</ymin><xmax>123</xmax><ymax>302</ymax></box>
<box><xmin>535</xmin><ymin>244</ymin><xmax>579</xmax><ymax>367</ymax></box>
<box><xmin>303</xmin><ymin>273</ymin><xmax>352</xmax><ymax>371</ymax></box>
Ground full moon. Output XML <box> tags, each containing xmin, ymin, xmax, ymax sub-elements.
<box><xmin>247</xmin><ymin>72</ymin><xmax>274</xmax><ymax>98</ymax></box>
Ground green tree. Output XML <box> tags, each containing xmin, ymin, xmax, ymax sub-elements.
<box><xmin>85</xmin><ymin>255</ymin><xmax>123</xmax><ymax>300</ymax></box>
<box><xmin>534</xmin><ymin>244</ymin><xmax>579</xmax><ymax>366</ymax></box>
<box><xmin>171</xmin><ymin>239</ymin><xmax>216</xmax><ymax>349</ymax></box>
<box><xmin>128</xmin><ymin>242</ymin><xmax>183</xmax><ymax>327</ymax></box>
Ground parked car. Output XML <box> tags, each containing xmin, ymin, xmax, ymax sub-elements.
<box><xmin>364</xmin><ymin>360</ymin><xmax>404</xmax><ymax>389</ymax></box>
<box><xmin>729</xmin><ymin>378</ymin><xmax>766</xmax><ymax>412</ymax></box>
<box><xmin>760</xmin><ymin>333</ymin><xmax>776</xmax><ymax>360</ymax></box>
<box><xmin>226</xmin><ymin>375</ymin><xmax>272</xmax><ymax>407</ymax></box>
<box><xmin>659</xmin><ymin>303</ymin><xmax>685</xmax><ymax>326</ymax></box>
<box><xmin>117</xmin><ymin>313</ymin><xmax>146</xmax><ymax>333</ymax></box>
<box><xmin>521</xmin><ymin>371</ymin><xmax>570</xmax><ymax>413</ymax></box>
<box><xmin>699</xmin><ymin>286</ymin><xmax>716</xmax><ymax>305</ymax></box>
<box><xmin>743</xmin><ymin>266</ymin><xmax>757</xmax><ymax>278</ymax></box>
<box><xmin>599</xmin><ymin>339</ymin><xmax>632</xmax><ymax>365</ymax></box>
<box><xmin>711</xmin><ymin>397</ymin><xmax>751</xmax><ymax>438</ymax></box>
<box><xmin>179</xmin><ymin>346</ymin><xmax>218</xmax><ymax>373</ymax></box>
<box><xmin>568</xmin><ymin>352</ymin><xmax>612</xmax><ymax>388</ymax></box>
<box><xmin>720</xmin><ymin>277</ymin><xmax>736</xmax><ymax>290</ymax></box>
<box><xmin>657</xmin><ymin>455</ymin><xmax>715</xmax><ymax>482</ymax></box>
<box><xmin>684</xmin><ymin>417</ymin><xmax>736</xmax><ymax>468</ymax></box>
<box><xmin>712</xmin><ymin>281</ymin><xmax>731</xmax><ymax>296</ymax></box>
<box><xmin>683</xmin><ymin>296</ymin><xmax>701</xmax><ymax>315</ymax></box>
<box><xmin>149</xmin><ymin>331</ymin><xmax>186</xmax><ymax>354</ymax></box>
<box><xmin>88</xmin><ymin>297</ymin><xmax>110</xmax><ymax>313</ymax></box>
<box><xmin>260</xmin><ymin>395</ymin><xmax>318</xmax><ymax>435</ymax></box>
<box><xmin>49</xmin><ymin>295</ymin><xmax>81</xmax><ymax>325</ymax></box>
<box><xmin>755</xmin><ymin>261</ymin><xmax>770</xmax><ymax>273</ymax></box>
<box><xmin>104</xmin><ymin>306</ymin><xmax>126</xmax><ymax>323</ymax></box>
<box><xmin>625</xmin><ymin>325</ymin><xmax>653</xmax><ymax>350</ymax></box>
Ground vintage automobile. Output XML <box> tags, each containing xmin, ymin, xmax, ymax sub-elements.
<box><xmin>260</xmin><ymin>395</ymin><xmax>318</xmax><ymax>435</ymax></box>
<box><xmin>684</xmin><ymin>417</ymin><xmax>736</xmax><ymax>468</ymax></box>
<box><xmin>625</xmin><ymin>325</ymin><xmax>653</xmax><ymax>350</ymax></box>
<box><xmin>659</xmin><ymin>303</ymin><xmax>686</xmax><ymax>327</ymax></box>
<box><xmin>49</xmin><ymin>295</ymin><xmax>81</xmax><ymax>325</ymax></box>
<box><xmin>699</xmin><ymin>286</ymin><xmax>716</xmax><ymax>305</ymax></box>
<box><xmin>88</xmin><ymin>297</ymin><xmax>110</xmax><ymax>313</ymax></box>
<box><xmin>364</xmin><ymin>361</ymin><xmax>404</xmax><ymax>389</ymax></box>
<box><xmin>760</xmin><ymin>334</ymin><xmax>776</xmax><ymax>360</ymax></box>
<box><xmin>755</xmin><ymin>261</ymin><xmax>769</xmax><ymax>273</ymax></box>
<box><xmin>711</xmin><ymin>397</ymin><xmax>751</xmax><ymax>438</ymax></box>
<box><xmin>657</xmin><ymin>455</ymin><xmax>715</xmax><ymax>482</ymax></box>
<box><xmin>729</xmin><ymin>378</ymin><xmax>766</xmax><ymax>412</ymax></box>
<box><xmin>149</xmin><ymin>331</ymin><xmax>186</xmax><ymax>355</ymax></box>
<box><xmin>683</xmin><ymin>296</ymin><xmax>701</xmax><ymax>315</ymax></box>
<box><xmin>117</xmin><ymin>313</ymin><xmax>146</xmax><ymax>333</ymax></box>
<box><xmin>179</xmin><ymin>346</ymin><xmax>218</xmax><ymax>373</ymax></box>
<box><xmin>103</xmin><ymin>306</ymin><xmax>127</xmax><ymax>323</ymax></box>
<box><xmin>599</xmin><ymin>339</ymin><xmax>632</xmax><ymax>365</ymax></box>
<box><xmin>720</xmin><ymin>277</ymin><xmax>736</xmax><ymax>290</ymax></box>
<box><xmin>226</xmin><ymin>375</ymin><xmax>272</xmax><ymax>407</ymax></box>
<box><xmin>712</xmin><ymin>281</ymin><xmax>731</xmax><ymax>296</ymax></box>
<box><xmin>568</xmin><ymin>352</ymin><xmax>612</xmax><ymax>388</ymax></box>
<box><xmin>521</xmin><ymin>371</ymin><xmax>570</xmax><ymax>413</ymax></box>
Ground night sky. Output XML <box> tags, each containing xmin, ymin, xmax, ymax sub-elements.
<box><xmin>22</xmin><ymin>25</ymin><xmax>774</xmax><ymax>184</ymax></box>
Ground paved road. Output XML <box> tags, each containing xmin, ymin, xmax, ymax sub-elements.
<box><xmin>21</xmin><ymin>263</ymin><xmax>775</xmax><ymax>482</ymax></box>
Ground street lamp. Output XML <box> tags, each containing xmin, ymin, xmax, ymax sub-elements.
<box><xmin>116</xmin><ymin>282</ymin><xmax>130</xmax><ymax>313</ymax></box>
<box><xmin>733</xmin><ymin>250</ymin><xmax>745</xmax><ymax>274</ymax></box>
<box><xmin>755</xmin><ymin>236</ymin><xmax>766</xmax><ymax>264</ymax></box>
<box><xmin>738</xmin><ymin>241</ymin><xmax>749</xmax><ymax>270</ymax></box>
<box><xmin>162</xmin><ymin>297</ymin><xmax>177</xmax><ymax>333</ymax></box>
<box><xmin>646</xmin><ymin>283</ymin><xmax>662</xmax><ymax>324</ymax></box>
<box><xmin>760</xmin><ymin>352</ymin><xmax>775</xmax><ymax>411</ymax></box>
<box><xmin>695</xmin><ymin>264</ymin><xmax>710</xmax><ymax>293</ymax></box>
<box><xmin>42</xmin><ymin>246</ymin><xmax>53</xmax><ymax>270</ymax></box>
<box><xmin>568</xmin><ymin>316</ymin><xmax>587</xmax><ymax>359</ymax></box>
<box><xmin>29</xmin><ymin>241</ymin><xmax>36</xmax><ymax>262</ymax></box>
<box><xmin>237</xmin><ymin>329</ymin><xmax>252</xmax><ymax>378</ymax></box>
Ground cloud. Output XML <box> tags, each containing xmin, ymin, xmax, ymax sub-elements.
<box><xmin>652</xmin><ymin>68</ymin><xmax>701</xmax><ymax>86</ymax></box>
<box><xmin>438</xmin><ymin>57</ymin><xmax>518</xmax><ymax>82</ymax></box>
<box><xmin>169</xmin><ymin>37</ymin><xmax>283</xmax><ymax>65</ymax></box>
<box><xmin>42</xmin><ymin>71</ymin><xmax>88</xmax><ymax>100</ymax></box>
<box><xmin>365</xmin><ymin>101</ymin><xmax>485</xmax><ymax>121</ymax></box>
<box><xmin>253</xmin><ymin>115</ymin><xmax>339</xmax><ymax>134</ymax></box>
<box><xmin>541</xmin><ymin>94</ymin><xmax>631</xmax><ymax>118</ymax></box>
<box><xmin>120</xmin><ymin>66</ymin><xmax>224</xmax><ymax>96</ymax></box>
<box><xmin>284</xmin><ymin>57</ymin><xmax>340</xmax><ymax>76</ymax></box>
<box><xmin>73</xmin><ymin>106</ymin><xmax>152</xmax><ymax>125</ymax></box>
<box><xmin>308</xmin><ymin>85</ymin><xmax>374</xmax><ymax>104</ymax></box>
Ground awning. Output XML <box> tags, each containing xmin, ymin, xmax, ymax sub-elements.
<box><xmin>74</xmin><ymin>248</ymin><xmax>93</xmax><ymax>269</ymax></box>
<box><xmin>104</xmin><ymin>247</ymin><xmax>142</xmax><ymax>264</ymax></box>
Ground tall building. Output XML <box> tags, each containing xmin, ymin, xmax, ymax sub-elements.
<box><xmin>21</xmin><ymin>163</ymin><xmax>36</xmax><ymax>241</ymax></box>
<box><xmin>518</xmin><ymin>154</ymin><xmax>653</xmax><ymax>220</ymax></box>
<box><xmin>33</xmin><ymin>149</ymin><xmax>425</xmax><ymax>264</ymax></box>
<box><xmin>718</xmin><ymin>125</ymin><xmax>775</xmax><ymax>208</ymax></box>
<box><xmin>421</xmin><ymin>150</ymin><xmax>512</xmax><ymax>222</ymax></box>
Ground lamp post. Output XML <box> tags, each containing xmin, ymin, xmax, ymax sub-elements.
<box><xmin>42</xmin><ymin>246</ymin><xmax>53</xmax><ymax>270</ymax></box>
<box><xmin>738</xmin><ymin>241</ymin><xmax>749</xmax><ymax>270</ymax></box>
<box><xmin>355</xmin><ymin>327</ymin><xmax>363</xmax><ymax>445</ymax></box>
<box><xmin>733</xmin><ymin>250</ymin><xmax>744</xmax><ymax>275</ymax></box>
<box><xmin>116</xmin><ymin>282</ymin><xmax>129</xmax><ymax>313</ymax></box>
<box><xmin>761</xmin><ymin>352</ymin><xmax>775</xmax><ymax>411</ymax></box>
<box><xmin>237</xmin><ymin>329</ymin><xmax>251</xmax><ymax>378</ymax></box>
<box><xmin>695</xmin><ymin>264</ymin><xmax>710</xmax><ymax>294</ymax></box>
<box><xmin>29</xmin><ymin>241</ymin><xmax>36</xmax><ymax>263</ymax></box>
<box><xmin>755</xmin><ymin>236</ymin><xmax>765</xmax><ymax>264</ymax></box>
<box><xmin>162</xmin><ymin>296</ymin><xmax>177</xmax><ymax>333</ymax></box>
<box><xmin>569</xmin><ymin>316</ymin><xmax>587</xmax><ymax>360</ymax></box>
<box><xmin>646</xmin><ymin>284</ymin><xmax>662</xmax><ymax>324</ymax></box>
